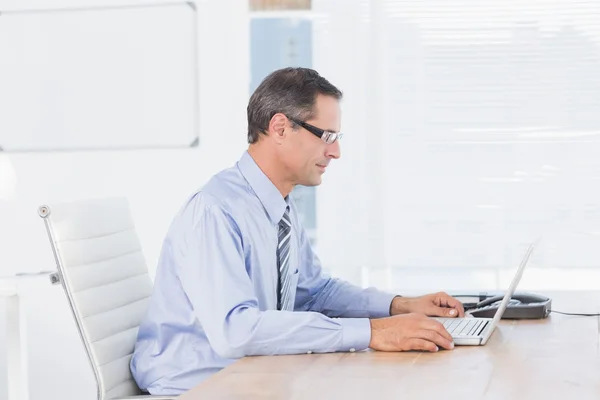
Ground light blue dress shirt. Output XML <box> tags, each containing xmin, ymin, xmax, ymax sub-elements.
<box><xmin>131</xmin><ymin>151</ymin><xmax>396</xmax><ymax>395</ymax></box>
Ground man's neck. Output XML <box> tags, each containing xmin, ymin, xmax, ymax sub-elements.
<box><xmin>247</xmin><ymin>145</ymin><xmax>294</xmax><ymax>198</ymax></box>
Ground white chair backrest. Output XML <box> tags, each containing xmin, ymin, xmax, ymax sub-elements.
<box><xmin>39</xmin><ymin>197</ymin><xmax>152</xmax><ymax>400</ymax></box>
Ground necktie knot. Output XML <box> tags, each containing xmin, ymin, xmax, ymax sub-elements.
<box><xmin>279</xmin><ymin>206</ymin><xmax>291</xmax><ymax>229</ymax></box>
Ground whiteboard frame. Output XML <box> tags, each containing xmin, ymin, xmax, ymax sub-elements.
<box><xmin>0</xmin><ymin>1</ymin><xmax>200</xmax><ymax>153</ymax></box>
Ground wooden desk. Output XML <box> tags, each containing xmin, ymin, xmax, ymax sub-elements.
<box><xmin>181</xmin><ymin>291</ymin><xmax>600</xmax><ymax>399</ymax></box>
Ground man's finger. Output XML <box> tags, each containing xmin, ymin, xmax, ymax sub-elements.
<box><xmin>425</xmin><ymin>319</ymin><xmax>454</xmax><ymax>343</ymax></box>
<box><xmin>417</xmin><ymin>329</ymin><xmax>454</xmax><ymax>350</ymax></box>
<box><xmin>429</xmin><ymin>306</ymin><xmax>460</xmax><ymax>318</ymax></box>
<box><xmin>436</xmin><ymin>293</ymin><xmax>466</xmax><ymax>317</ymax></box>
<box><xmin>446</xmin><ymin>296</ymin><xmax>465</xmax><ymax>317</ymax></box>
<box><xmin>405</xmin><ymin>338</ymin><xmax>439</xmax><ymax>353</ymax></box>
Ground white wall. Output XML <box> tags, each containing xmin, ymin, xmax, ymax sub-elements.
<box><xmin>0</xmin><ymin>1</ymin><xmax>249</xmax><ymax>399</ymax></box>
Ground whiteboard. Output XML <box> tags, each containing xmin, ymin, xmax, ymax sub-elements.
<box><xmin>0</xmin><ymin>2</ymin><xmax>199</xmax><ymax>151</ymax></box>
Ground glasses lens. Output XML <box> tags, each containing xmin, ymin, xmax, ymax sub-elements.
<box><xmin>323</xmin><ymin>132</ymin><xmax>338</xmax><ymax>144</ymax></box>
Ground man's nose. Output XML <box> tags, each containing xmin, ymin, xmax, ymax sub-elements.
<box><xmin>326</xmin><ymin>140</ymin><xmax>341</xmax><ymax>159</ymax></box>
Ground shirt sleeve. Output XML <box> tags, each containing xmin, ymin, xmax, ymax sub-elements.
<box><xmin>177</xmin><ymin>202</ymin><xmax>372</xmax><ymax>360</ymax></box>
<box><xmin>294</xmin><ymin>223</ymin><xmax>397</xmax><ymax>319</ymax></box>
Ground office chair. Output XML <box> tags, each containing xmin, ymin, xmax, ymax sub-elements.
<box><xmin>38</xmin><ymin>197</ymin><xmax>175</xmax><ymax>400</ymax></box>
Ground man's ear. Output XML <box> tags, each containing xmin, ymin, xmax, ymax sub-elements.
<box><xmin>268</xmin><ymin>113</ymin><xmax>287</xmax><ymax>143</ymax></box>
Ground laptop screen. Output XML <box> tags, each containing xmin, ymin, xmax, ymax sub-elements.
<box><xmin>490</xmin><ymin>241</ymin><xmax>538</xmax><ymax>326</ymax></box>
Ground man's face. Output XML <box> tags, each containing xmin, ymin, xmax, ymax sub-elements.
<box><xmin>281</xmin><ymin>94</ymin><xmax>342</xmax><ymax>187</ymax></box>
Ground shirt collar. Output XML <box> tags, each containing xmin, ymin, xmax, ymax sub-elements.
<box><xmin>237</xmin><ymin>150</ymin><xmax>290</xmax><ymax>225</ymax></box>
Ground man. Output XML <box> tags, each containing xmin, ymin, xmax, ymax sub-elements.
<box><xmin>131</xmin><ymin>67</ymin><xmax>465</xmax><ymax>395</ymax></box>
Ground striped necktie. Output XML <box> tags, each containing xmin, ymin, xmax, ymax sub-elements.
<box><xmin>277</xmin><ymin>206</ymin><xmax>293</xmax><ymax>311</ymax></box>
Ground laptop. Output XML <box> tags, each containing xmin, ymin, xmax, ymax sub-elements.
<box><xmin>434</xmin><ymin>241</ymin><xmax>537</xmax><ymax>346</ymax></box>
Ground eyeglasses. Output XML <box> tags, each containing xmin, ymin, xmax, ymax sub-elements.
<box><xmin>288</xmin><ymin>117</ymin><xmax>343</xmax><ymax>144</ymax></box>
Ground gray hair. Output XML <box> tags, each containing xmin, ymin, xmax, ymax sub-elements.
<box><xmin>247</xmin><ymin>67</ymin><xmax>343</xmax><ymax>144</ymax></box>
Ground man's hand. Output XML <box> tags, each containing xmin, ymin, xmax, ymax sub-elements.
<box><xmin>390</xmin><ymin>292</ymin><xmax>465</xmax><ymax>318</ymax></box>
<box><xmin>369</xmin><ymin>313</ymin><xmax>454</xmax><ymax>352</ymax></box>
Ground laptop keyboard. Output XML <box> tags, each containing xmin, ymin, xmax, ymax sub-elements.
<box><xmin>441</xmin><ymin>318</ymin><xmax>488</xmax><ymax>337</ymax></box>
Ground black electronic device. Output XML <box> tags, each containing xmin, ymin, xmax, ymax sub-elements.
<box><xmin>464</xmin><ymin>292</ymin><xmax>551</xmax><ymax>319</ymax></box>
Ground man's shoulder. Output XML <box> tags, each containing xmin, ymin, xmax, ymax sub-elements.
<box><xmin>181</xmin><ymin>163</ymin><xmax>251</xmax><ymax>216</ymax></box>
<box><xmin>202</xmin><ymin>164</ymin><xmax>249</xmax><ymax>206</ymax></box>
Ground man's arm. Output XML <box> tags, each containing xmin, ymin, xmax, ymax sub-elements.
<box><xmin>178</xmin><ymin>201</ymin><xmax>371</xmax><ymax>359</ymax></box>
<box><xmin>293</xmin><ymin>225</ymin><xmax>465</xmax><ymax>319</ymax></box>
<box><xmin>294</xmin><ymin>224</ymin><xmax>396</xmax><ymax>318</ymax></box>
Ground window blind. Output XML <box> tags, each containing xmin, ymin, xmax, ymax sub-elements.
<box><xmin>312</xmin><ymin>0</ymin><xmax>600</xmax><ymax>291</ymax></box>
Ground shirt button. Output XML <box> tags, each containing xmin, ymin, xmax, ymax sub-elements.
<box><xmin>307</xmin><ymin>351</ymin><xmax>313</xmax><ymax>354</ymax></box>
<box><xmin>349</xmin><ymin>348</ymin><xmax>356</xmax><ymax>353</ymax></box>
